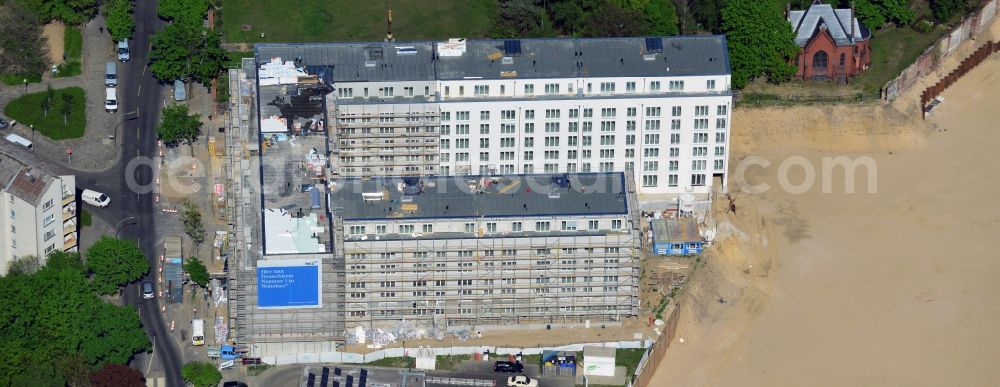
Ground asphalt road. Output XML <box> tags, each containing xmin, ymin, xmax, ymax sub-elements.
<box><xmin>75</xmin><ymin>0</ymin><xmax>184</xmax><ymax>385</ymax></box>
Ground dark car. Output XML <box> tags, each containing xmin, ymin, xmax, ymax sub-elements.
<box><xmin>222</xmin><ymin>382</ymin><xmax>248</xmax><ymax>387</ymax></box>
<box><xmin>494</xmin><ymin>361</ymin><xmax>524</xmax><ymax>373</ymax></box>
<box><xmin>0</xmin><ymin>117</ymin><xmax>8</xmax><ymax>129</ymax></box>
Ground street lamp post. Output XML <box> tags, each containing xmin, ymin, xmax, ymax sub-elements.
<box><xmin>22</xmin><ymin>79</ymin><xmax>27</xmax><ymax>94</ymax></box>
<box><xmin>29</xmin><ymin>124</ymin><xmax>34</xmax><ymax>145</ymax></box>
<box><xmin>115</xmin><ymin>216</ymin><xmax>138</xmax><ymax>238</ymax></box>
<box><xmin>112</xmin><ymin>110</ymin><xmax>139</xmax><ymax>145</ymax></box>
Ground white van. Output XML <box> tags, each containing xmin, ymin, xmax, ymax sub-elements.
<box><xmin>192</xmin><ymin>319</ymin><xmax>205</xmax><ymax>346</ymax></box>
<box><xmin>5</xmin><ymin>133</ymin><xmax>32</xmax><ymax>150</ymax></box>
<box><xmin>81</xmin><ymin>189</ymin><xmax>111</xmax><ymax>207</ymax></box>
<box><xmin>105</xmin><ymin>88</ymin><xmax>118</xmax><ymax>112</ymax></box>
<box><xmin>105</xmin><ymin>62</ymin><xmax>117</xmax><ymax>87</ymax></box>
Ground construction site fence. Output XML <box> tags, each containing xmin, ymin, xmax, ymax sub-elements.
<box><xmin>882</xmin><ymin>0</ymin><xmax>999</xmax><ymax>101</ymax></box>
<box><xmin>629</xmin><ymin>306</ymin><xmax>681</xmax><ymax>387</ymax></box>
<box><xmin>424</xmin><ymin>377</ymin><xmax>495</xmax><ymax>386</ymax></box>
<box><xmin>261</xmin><ymin>340</ymin><xmax>648</xmax><ymax>366</ymax></box>
<box><xmin>920</xmin><ymin>40</ymin><xmax>1000</xmax><ymax>118</ymax></box>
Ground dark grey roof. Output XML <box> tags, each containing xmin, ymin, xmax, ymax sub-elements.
<box><xmin>789</xmin><ymin>4</ymin><xmax>868</xmax><ymax>47</ymax></box>
<box><xmin>330</xmin><ymin>173</ymin><xmax>629</xmax><ymax>221</ymax></box>
<box><xmin>651</xmin><ymin>218</ymin><xmax>700</xmax><ymax>244</ymax></box>
<box><xmin>256</xmin><ymin>43</ymin><xmax>437</xmax><ymax>82</ymax></box>
<box><xmin>255</xmin><ymin>35</ymin><xmax>730</xmax><ymax>83</ymax></box>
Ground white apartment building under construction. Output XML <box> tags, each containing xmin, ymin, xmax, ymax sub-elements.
<box><xmin>256</xmin><ymin>35</ymin><xmax>732</xmax><ymax>197</ymax></box>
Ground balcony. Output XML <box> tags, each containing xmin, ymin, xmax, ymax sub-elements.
<box><xmin>63</xmin><ymin>218</ymin><xmax>77</xmax><ymax>235</ymax></box>
<box><xmin>62</xmin><ymin>193</ymin><xmax>75</xmax><ymax>206</ymax></box>
<box><xmin>63</xmin><ymin>234</ymin><xmax>77</xmax><ymax>251</ymax></box>
<box><xmin>63</xmin><ymin>206</ymin><xmax>75</xmax><ymax>221</ymax></box>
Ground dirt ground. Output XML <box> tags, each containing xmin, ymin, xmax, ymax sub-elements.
<box><xmin>649</xmin><ymin>35</ymin><xmax>1000</xmax><ymax>387</ymax></box>
<box><xmin>42</xmin><ymin>22</ymin><xmax>65</xmax><ymax>65</ymax></box>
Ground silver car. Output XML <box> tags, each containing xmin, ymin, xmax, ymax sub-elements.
<box><xmin>142</xmin><ymin>281</ymin><xmax>155</xmax><ymax>299</ymax></box>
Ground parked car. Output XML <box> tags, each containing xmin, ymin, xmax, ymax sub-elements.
<box><xmin>0</xmin><ymin>117</ymin><xmax>8</xmax><ymax>129</ymax></box>
<box><xmin>105</xmin><ymin>62</ymin><xmax>118</xmax><ymax>87</ymax></box>
<box><xmin>494</xmin><ymin>361</ymin><xmax>524</xmax><ymax>373</ymax></box>
<box><xmin>105</xmin><ymin>88</ymin><xmax>118</xmax><ymax>112</ymax></box>
<box><xmin>222</xmin><ymin>382</ymin><xmax>248</xmax><ymax>387</ymax></box>
<box><xmin>117</xmin><ymin>39</ymin><xmax>130</xmax><ymax>62</ymax></box>
<box><xmin>173</xmin><ymin>79</ymin><xmax>186</xmax><ymax>101</ymax></box>
<box><xmin>507</xmin><ymin>376</ymin><xmax>538</xmax><ymax>387</ymax></box>
<box><xmin>142</xmin><ymin>281</ymin><xmax>154</xmax><ymax>299</ymax></box>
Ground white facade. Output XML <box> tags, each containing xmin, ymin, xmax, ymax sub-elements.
<box><xmin>0</xmin><ymin>158</ymin><xmax>77</xmax><ymax>275</ymax></box>
<box><xmin>333</xmin><ymin>75</ymin><xmax>731</xmax><ymax>196</ymax></box>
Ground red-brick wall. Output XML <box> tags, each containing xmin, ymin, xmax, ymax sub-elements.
<box><xmin>794</xmin><ymin>28</ymin><xmax>871</xmax><ymax>80</ymax></box>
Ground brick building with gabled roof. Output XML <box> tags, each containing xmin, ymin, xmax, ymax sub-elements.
<box><xmin>789</xmin><ymin>1</ymin><xmax>872</xmax><ymax>81</ymax></box>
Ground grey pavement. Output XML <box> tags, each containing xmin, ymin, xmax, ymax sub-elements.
<box><xmin>0</xmin><ymin>14</ymin><xmax>137</xmax><ymax>172</ymax></box>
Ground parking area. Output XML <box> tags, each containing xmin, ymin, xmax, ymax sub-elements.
<box><xmin>428</xmin><ymin>361</ymin><xmax>574</xmax><ymax>387</ymax></box>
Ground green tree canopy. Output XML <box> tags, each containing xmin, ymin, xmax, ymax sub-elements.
<box><xmin>181</xmin><ymin>200</ymin><xmax>206</xmax><ymax>245</ymax></box>
<box><xmin>931</xmin><ymin>0</ymin><xmax>980</xmax><ymax>22</ymax></box>
<box><xmin>183</xmin><ymin>257</ymin><xmax>210</xmax><ymax>288</ymax></box>
<box><xmin>157</xmin><ymin>0</ymin><xmax>210</xmax><ymax>23</ymax></box>
<box><xmin>855</xmin><ymin>0</ymin><xmax>915</xmax><ymax>30</ymax></box>
<box><xmin>181</xmin><ymin>361</ymin><xmax>221</xmax><ymax>387</ymax></box>
<box><xmin>618</xmin><ymin>0</ymin><xmax>678</xmax><ymax>36</ymax></box>
<box><xmin>583</xmin><ymin>1</ymin><xmax>648</xmax><ymax>37</ymax></box>
<box><xmin>103</xmin><ymin>0</ymin><xmax>135</xmax><ymax>41</ymax></box>
<box><xmin>85</xmin><ymin>236</ymin><xmax>150</xmax><ymax>295</ymax></box>
<box><xmin>157</xmin><ymin>104</ymin><xmax>202</xmax><ymax>147</ymax></box>
<box><xmin>14</xmin><ymin>0</ymin><xmax>98</xmax><ymax>25</ymax></box>
<box><xmin>490</xmin><ymin>0</ymin><xmax>548</xmax><ymax>38</ymax></box>
<box><xmin>149</xmin><ymin>21</ymin><xmax>226</xmax><ymax>84</ymax></box>
<box><xmin>0</xmin><ymin>252</ymin><xmax>149</xmax><ymax>385</ymax></box>
<box><xmin>722</xmin><ymin>0</ymin><xmax>799</xmax><ymax>89</ymax></box>
<box><xmin>0</xmin><ymin>3</ymin><xmax>49</xmax><ymax>79</ymax></box>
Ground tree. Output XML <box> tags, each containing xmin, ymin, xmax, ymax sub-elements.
<box><xmin>854</xmin><ymin>0</ymin><xmax>915</xmax><ymax>30</ymax></box>
<box><xmin>583</xmin><ymin>1</ymin><xmax>648</xmax><ymax>37</ymax></box>
<box><xmin>157</xmin><ymin>0</ymin><xmax>210</xmax><ymax>23</ymax></box>
<box><xmin>550</xmin><ymin>1</ymin><xmax>585</xmax><ymax>35</ymax></box>
<box><xmin>0</xmin><ymin>251</ymin><xmax>149</xmax><ymax>385</ymax></box>
<box><xmin>42</xmin><ymin>84</ymin><xmax>54</xmax><ymax>117</ymax></box>
<box><xmin>157</xmin><ymin>104</ymin><xmax>202</xmax><ymax>148</ymax></box>
<box><xmin>7</xmin><ymin>255</ymin><xmax>41</xmax><ymax>275</ymax></box>
<box><xmin>60</xmin><ymin>92</ymin><xmax>73</xmax><ymax>125</ymax></box>
<box><xmin>691</xmin><ymin>0</ymin><xmax>726</xmax><ymax>34</ymax></box>
<box><xmin>85</xmin><ymin>236</ymin><xmax>149</xmax><ymax>295</ymax></box>
<box><xmin>181</xmin><ymin>200</ymin><xmax>206</xmax><ymax>246</ymax></box>
<box><xmin>149</xmin><ymin>22</ymin><xmax>226</xmax><ymax>84</ymax></box>
<box><xmin>722</xmin><ymin>0</ymin><xmax>800</xmax><ymax>89</ymax></box>
<box><xmin>9</xmin><ymin>361</ymin><xmax>64</xmax><ymax>387</ymax></box>
<box><xmin>181</xmin><ymin>362</ymin><xmax>221</xmax><ymax>387</ymax></box>
<box><xmin>0</xmin><ymin>3</ymin><xmax>49</xmax><ymax>79</ymax></box>
<box><xmin>14</xmin><ymin>0</ymin><xmax>98</xmax><ymax>25</ymax></box>
<box><xmin>490</xmin><ymin>0</ymin><xmax>547</xmax><ymax>38</ymax></box>
<box><xmin>618</xmin><ymin>0</ymin><xmax>678</xmax><ymax>36</ymax></box>
<box><xmin>58</xmin><ymin>353</ymin><xmax>92</xmax><ymax>387</ymax></box>
<box><xmin>103</xmin><ymin>0</ymin><xmax>135</xmax><ymax>42</ymax></box>
<box><xmin>932</xmin><ymin>0</ymin><xmax>980</xmax><ymax>22</ymax></box>
<box><xmin>90</xmin><ymin>363</ymin><xmax>145</xmax><ymax>387</ymax></box>
<box><xmin>183</xmin><ymin>257</ymin><xmax>210</xmax><ymax>287</ymax></box>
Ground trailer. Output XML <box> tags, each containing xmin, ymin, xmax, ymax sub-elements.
<box><xmin>163</xmin><ymin>236</ymin><xmax>184</xmax><ymax>303</ymax></box>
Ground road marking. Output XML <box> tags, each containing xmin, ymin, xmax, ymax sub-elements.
<box><xmin>138</xmin><ymin>65</ymin><xmax>148</xmax><ymax>97</ymax></box>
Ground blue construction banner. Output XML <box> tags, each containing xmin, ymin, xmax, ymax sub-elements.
<box><xmin>256</xmin><ymin>259</ymin><xmax>322</xmax><ymax>308</ymax></box>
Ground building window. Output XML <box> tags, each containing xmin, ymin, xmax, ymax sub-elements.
<box><xmin>671</xmin><ymin>106</ymin><xmax>682</xmax><ymax>117</ymax></box>
<box><xmin>501</xmin><ymin>110</ymin><xmax>516</xmax><ymax>120</ymax></box>
<box><xmin>480</xmin><ymin>111</ymin><xmax>490</xmax><ymax>120</ymax></box>
<box><xmin>839</xmin><ymin>53</ymin><xmax>846</xmax><ymax>66</ymax></box>
<box><xmin>669</xmin><ymin>80</ymin><xmax>684</xmax><ymax>91</ymax></box>
<box><xmin>714</xmin><ymin>160</ymin><xmax>725</xmax><ymax>171</ymax></box>
<box><xmin>544</xmin><ymin>83</ymin><xmax>559</xmax><ymax>94</ymax></box>
<box><xmin>626</xmin><ymin>81</ymin><xmax>636</xmax><ymax>92</ymax></box>
<box><xmin>691</xmin><ymin>174</ymin><xmax>706</xmax><ymax>186</ymax></box>
<box><xmin>600</xmin><ymin>82</ymin><xmax>615</xmax><ymax>93</ymax></box>
<box><xmin>464</xmin><ymin>223</ymin><xmax>475</xmax><ymax>233</ymax></box>
<box><xmin>650</xmin><ymin>81</ymin><xmax>661</xmax><ymax>91</ymax></box>
<box><xmin>474</xmin><ymin>85</ymin><xmax>489</xmax><ymax>95</ymax></box>
<box><xmin>512</xmin><ymin>222</ymin><xmax>522</xmax><ymax>232</ymax></box>
<box><xmin>524</xmin><ymin>84</ymin><xmax>535</xmax><ymax>94</ymax></box>
<box><xmin>43</xmin><ymin>214</ymin><xmax>55</xmax><ymax>226</ymax></box>
<box><xmin>717</xmin><ymin>105</ymin><xmax>728</xmax><ymax>115</ymax></box>
<box><xmin>422</xmin><ymin>224</ymin><xmax>433</xmax><ymax>233</ymax></box>
<box><xmin>668</xmin><ymin>174</ymin><xmax>678</xmax><ymax>187</ymax></box>
<box><xmin>707</xmin><ymin>79</ymin><xmax>716</xmax><ymax>90</ymax></box>
<box><xmin>642</xmin><ymin>175</ymin><xmax>658</xmax><ymax>187</ymax></box>
<box><xmin>813</xmin><ymin>50</ymin><xmax>828</xmax><ymax>69</ymax></box>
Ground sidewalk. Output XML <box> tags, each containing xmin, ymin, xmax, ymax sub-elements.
<box><xmin>0</xmin><ymin>14</ymin><xmax>130</xmax><ymax>172</ymax></box>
